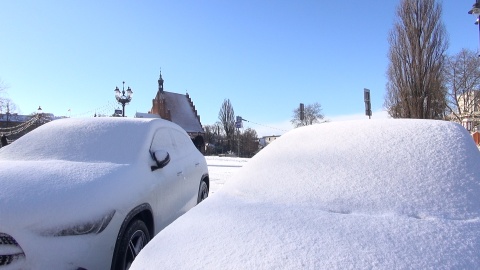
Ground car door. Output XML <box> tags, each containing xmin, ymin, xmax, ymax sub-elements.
<box><xmin>170</xmin><ymin>129</ymin><xmax>202</xmax><ymax>208</ymax></box>
<box><xmin>149</xmin><ymin>128</ymin><xmax>185</xmax><ymax>232</ymax></box>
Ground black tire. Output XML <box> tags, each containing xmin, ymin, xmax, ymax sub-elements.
<box><xmin>111</xmin><ymin>219</ymin><xmax>150</xmax><ymax>270</ymax></box>
<box><xmin>197</xmin><ymin>180</ymin><xmax>209</xmax><ymax>204</ymax></box>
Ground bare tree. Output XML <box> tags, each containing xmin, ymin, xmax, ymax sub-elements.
<box><xmin>239</xmin><ymin>128</ymin><xmax>259</xmax><ymax>158</ymax></box>
<box><xmin>0</xmin><ymin>79</ymin><xmax>7</xmax><ymax>93</ymax></box>
<box><xmin>0</xmin><ymin>98</ymin><xmax>18</xmax><ymax>117</ymax></box>
<box><xmin>218</xmin><ymin>99</ymin><xmax>235</xmax><ymax>151</ymax></box>
<box><xmin>0</xmin><ymin>78</ymin><xmax>7</xmax><ymax>101</ymax></box>
<box><xmin>0</xmin><ymin>79</ymin><xmax>13</xmax><ymax>117</ymax></box>
<box><xmin>444</xmin><ymin>49</ymin><xmax>480</xmax><ymax>123</ymax></box>
<box><xmin>291</xmin><ymin>102</ymin><xmax>324</xmax><ymax>128</ymax></box>
<box><xmin>203</xmin><ymin>125</ymin><xmax>216</xmax><ymax>146</ymax></box>
<box><xmin>384</xmin><ymin>0</ymin><xmax>448</xmax><ymax>119</ymax></box>
<box><xmin>203</xmin><ymin>122</ymin><xmax>226</xmax><ymax>155</ymax></box>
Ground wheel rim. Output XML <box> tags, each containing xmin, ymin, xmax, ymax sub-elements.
<box><xmin>200</xmin><ymin>182</ymin><xmax>208</xmax><ymax>201</ymax></box>
<box><xmin>125</xmin><ymin>229</ymin><xmax>147</xmax><ymax>269</ymax></box>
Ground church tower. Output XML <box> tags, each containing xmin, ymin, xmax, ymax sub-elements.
<box><xmin>158</xmin><ymin>69</ymin><xmax>164</xmax><ymax>93</ymax></box>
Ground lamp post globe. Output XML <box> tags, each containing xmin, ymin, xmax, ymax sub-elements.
<box><xmin>114</xmin><ymin>81</ymin><xmax>133</xmax><ymax>117</ymax></box>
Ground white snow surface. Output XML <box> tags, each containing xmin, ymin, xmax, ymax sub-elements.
<box><xmin>132</xmin><ymin>119</ymin><xmax>480</xmax><ymax>269</ymax></box>
<box><xmin>206</xmin><ymin>156</ymin><xmax>249</xmax><ymax>195</ymax></box>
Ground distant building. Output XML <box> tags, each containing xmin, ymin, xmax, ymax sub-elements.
<box><xmin>146</xmin><ymin>71</ymin><xmax>205</xmax><ymax>152</ymax></box>
<box><xmin>134</xmin><ymin>112</ymin><xmax>160</xmax><ymax>119</ymax></box>
<box><xmin>457</xmin><ymin>90</ymin><xmax>480</xmax><ymax>131</ymax></box>
<box><xmin>259</xmin><ymin>135</ymin><xmax>281</xmax><ymax>148</ymax></box>
<box><xmin>473</xmin><ymin>131</ymin><xmax>480</xmax><ymax>146</ymax></box>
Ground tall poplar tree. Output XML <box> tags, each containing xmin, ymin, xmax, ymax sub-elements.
<box><xmin>218</xmin><ymin>99</ymin><xmax>235</xmax><ymax>151</ymax></box>
<box><xmin>385</xmin><ymin>0</ymin><xmax>448</xmax><ymax>119</ymax></box>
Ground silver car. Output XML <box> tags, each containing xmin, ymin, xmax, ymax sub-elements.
<box><xmin>0</xmin><ymin>117</ymin><xmax>209</xmax><ymax>269</ymax></box>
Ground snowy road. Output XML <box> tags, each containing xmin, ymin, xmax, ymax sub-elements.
<box><xmin>205</xmin><ymin>156</ymin><xmax>250</xmax><ymax>195</ymax></box>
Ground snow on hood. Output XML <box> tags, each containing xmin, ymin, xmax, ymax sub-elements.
<box><xmin>0</xmin><ymin>160</ymin><xmax>130</xmax><ymax>230</ymax></box>
<box><xmin>0</xmin><ymin>117</ymin><xmax>176</xmax><ymax>232</ymax></box>
<box><xmin>131</xmin><ymin>119</ymin><xmax>480</xmax><ymax>269</ymax></box>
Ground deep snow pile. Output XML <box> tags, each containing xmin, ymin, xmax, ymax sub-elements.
<box><xmin>132</xmin><ymin>119</ymin><xmax>480</xmax><ymax>269</ymax></box>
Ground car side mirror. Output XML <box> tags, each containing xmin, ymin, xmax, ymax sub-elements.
<box><xmin>151</xmin><ymin>150</ymin><xmax>170</xmax><ymax>171</ymax></box>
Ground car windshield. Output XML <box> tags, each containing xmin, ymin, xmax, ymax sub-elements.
<box><xmin>0</xmin><ymin>118</ymin><xmax>149</xmax><ymax>164</ymax></box>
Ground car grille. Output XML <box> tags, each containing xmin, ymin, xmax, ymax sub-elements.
<box><xmin>0</xmin><ymin>233</ymin><xmax>25</xmax><ymax>266</ymax></box>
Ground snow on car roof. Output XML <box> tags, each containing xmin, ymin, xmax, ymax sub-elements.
<box><xmin>0</xmin><ymin>117</ymin><xmax>180</xmax><ymax>164</ymax></box>
<box><xmin>225</xmin><ymin>119</ymin><xmax>480</xmax><ymax>220</ymax></box>
<box><xmin>132</xmin><ymin>119</ymin><xmax>480</xmax><ymax>269</ymax></box>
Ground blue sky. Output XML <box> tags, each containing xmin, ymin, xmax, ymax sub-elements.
<box><xmin>0</xmin><ymin>1</ymin><xmax>477</xmax><ymax>136</ymax></box>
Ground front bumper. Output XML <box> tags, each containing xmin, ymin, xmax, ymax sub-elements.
<box><xmin>0</xmin><ymin>222</ymin><xmax>119</xmax><ymax>270</ymax></box>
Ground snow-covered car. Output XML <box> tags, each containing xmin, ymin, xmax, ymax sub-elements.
<box><xmin>0</xmin><ymin>117</ymin><xmax>209</xmax><ymax>270</ymax></box>
<box><xmin>131</xmin><ymin>119</ymin><xmax>480</xmax><ymax>269</ymax></box>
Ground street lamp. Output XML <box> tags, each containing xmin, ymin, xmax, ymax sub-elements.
<box><xmin>37</xmin><ymin>106</ymin><xmax>43</xmax><ymax>121</ymax></box>
<box><xmin>36</xmin><ymin>106</ymin><xmax>43</xmax><ymax>128</ymax></box>
<box><xmin>468</xmin><ymin>0</ymin><xmax>480</xmax><ymax>56</ymax></box>
<box><xmin>114</xmin><ymin>81</ymin><xmax>133</xmax><ymax>117</ymax></box>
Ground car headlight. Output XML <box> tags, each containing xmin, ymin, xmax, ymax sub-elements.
<box><xmin>42</xmin><ymin>210</ymin><xmax>115</xmax><ymax>236</ymax></box>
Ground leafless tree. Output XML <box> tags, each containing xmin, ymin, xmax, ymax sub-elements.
<box><xmin>239</xmin><ymin>128</ymin><xmax>259</xmax><ymax>158</ymax></box>
<box><xmin>444</xmin><ymin>49</ymin><xmax>480</xmax><ymax>123</ymax></box>
<box><xmin>291</xmin><ymin>102</ymin><xmax>324</xmax><ymax>128</ymax></box>
<box><xmin>218</xmin><ymin>99</ymin><xmax>235</xmax><ymax>151</ymax></box>
<box><xmin>384</xmin><ymin>0</ymin><xmax>448</xmax><ymax>119</ymax></box>
<box><xmin>0</xmin><ymin>98</ymin><xmax>17</xmax><ymax>117</ymax></box>
<box><xmin>204</xmin><ymin>122</ymin><xmax>229</xmax><ymax>155</ymax></box>
<box><xmin>0</xmin><ymin>79</ymin><xmax>7</xmax><ymax>93</ymax></box>
<box><xmin>0</xmin><ymin>79</ymin><xmax>13</xmax><ymax>116</ymax></box>
<box><xmin>0</xmin><ymin>98</ymin><xmax>17</xmax><ymax>123</ymax></box>
<box><xmin>203</xmin><ymin>125</ymin><xmax>216</xmax><ymax>145</ymax></box>
<box><xmin>0</xmin><ymin>79</ymin><xmax>7</xmax><ymax>100</ymax></box>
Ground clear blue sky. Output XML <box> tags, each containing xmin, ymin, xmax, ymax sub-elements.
<box><xmin>0</xmin><ymin>1</ymin><xmax>477</xmax><ymax>136</ymax></box>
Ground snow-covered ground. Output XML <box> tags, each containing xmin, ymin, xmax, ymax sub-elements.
<box><xmin>205</xmin><ymin>156</ymin><xmax>250</xmax><ymax>195</ymax></box>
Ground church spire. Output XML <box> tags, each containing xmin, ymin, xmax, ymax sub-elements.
<box><xmin>158</xmin><ymin>68</ymin><xmax>164</xmax><ymax>93</ymax></box>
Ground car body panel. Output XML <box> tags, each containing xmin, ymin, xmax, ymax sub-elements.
<box><xmin>0</xmin><ymin>117</ymin><xmax>208</xmax><ymax>269</ymax></box>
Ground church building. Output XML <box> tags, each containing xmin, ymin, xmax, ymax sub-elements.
<box><xmin>147</xmin><ymin>71</ymin><xmax>205</xmax><ymax>152</ymax></box>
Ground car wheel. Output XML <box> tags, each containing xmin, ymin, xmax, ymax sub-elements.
<box><xmin>197</xmin><ymin>180</ymin><xmax>209</xmax><ymax>204</ymax></box>
<box><xmin>112</xmin><ymin>219</ymin><xmax>150</xmax><ymax>270</ymax></box>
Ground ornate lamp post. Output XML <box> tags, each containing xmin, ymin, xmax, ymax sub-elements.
<box><xmin>468</xmin><ymin>0</ymin><xmax>480</xmax><ymax>56</ymax></box>
<box><xmin>114</xmin><ymin>81</ymin><xmax>133</xmax><ymax>117</ymax></box>
<box><xmin>36</xmin><ymin>106</ymin><xmax>43</xmax><ymax>128</ymax></box>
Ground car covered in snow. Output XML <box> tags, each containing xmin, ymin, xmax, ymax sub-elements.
<box><xmin>0</xmin><ymin>117</ymin><xmax>209</xmax><ymax>269</ymax></box>
<box><xmin>131</xmin><ymin>119</ymin><xmax>480</xmax><ymax>269</ymax></box>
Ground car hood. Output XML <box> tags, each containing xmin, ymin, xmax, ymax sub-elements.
<box><xmin>0</xmin><ymin>159</ymin><xmax>136</xmax><ymax>232</ymax></box>
<box><xmin>134</xmin><ymin>193</ymin><xmax>480</xmax><ymax>269</ymax></box>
